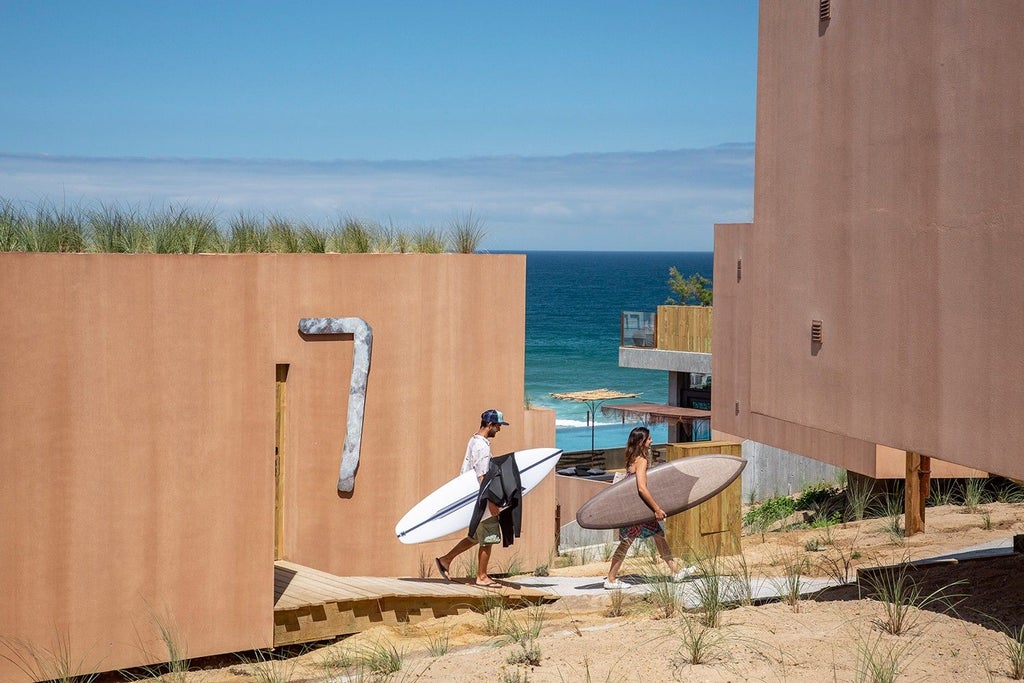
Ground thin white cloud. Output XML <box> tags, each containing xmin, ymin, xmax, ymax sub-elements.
<box><xmin>0</xmin><ymin>147</ymin><xmax>753</xmax><ymax>250</ymax></box>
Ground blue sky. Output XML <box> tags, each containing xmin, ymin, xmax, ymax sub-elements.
<box><xmin>0</xmin><ymin>1</ymin><xmax>759</xmax><ymax>250</ymax></box>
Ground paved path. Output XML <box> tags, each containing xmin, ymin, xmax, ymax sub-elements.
<box><xmin>512</xmin><ymin>537</ymin><xmax>1017</xmax><ymax>604</ymax></box>
<box><xmin>513</xmin><ymin>572</ymin><xmax>839</xmax><ymax>604</ymax></box>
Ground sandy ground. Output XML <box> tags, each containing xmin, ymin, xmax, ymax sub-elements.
<box><xmin>127</xmin><ymin>502</ymin><xmax>1024</xmax><ymax>682</ymax></box>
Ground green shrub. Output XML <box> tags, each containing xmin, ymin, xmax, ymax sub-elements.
<box><xmin>743</xmin><ymin>495</ymin><xmax>797</xmax><ymax>528</ymax></box>
<box><xmin>794</xmin><ymin>483</ymin><xmax>841</xmax><ymax>510</ymax></box>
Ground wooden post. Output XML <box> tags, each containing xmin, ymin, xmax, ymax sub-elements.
<box><xmin>904</xmin><ymin>451</ymin><xmax>930</xmax><ymax>536</ymax></box>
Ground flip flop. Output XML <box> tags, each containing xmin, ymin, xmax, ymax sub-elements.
<box><xmin>434</xmin><ymin>557</ymin><xmax>450</xmax><ymax>581</ymax></box>
<box><xmin>475</xmin><ymin>580</ymin><xmax>502</xmax><ymax>589</ymax></box>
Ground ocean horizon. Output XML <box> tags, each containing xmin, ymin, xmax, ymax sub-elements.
<box><xmin>518</xmin><ymin>250</ymin><xmax>713</xmax><ymax>453</ymax></box>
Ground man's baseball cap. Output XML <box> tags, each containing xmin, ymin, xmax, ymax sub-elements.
<box><xmin>481</xmin><ymin>409</ymin><xmax>509</xmax><ymax>425</ymax></box>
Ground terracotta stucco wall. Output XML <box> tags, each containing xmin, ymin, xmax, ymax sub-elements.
<box><xmin>738</xmin><ymin>1</ymin><xmax>1024</xmax><ymax>480</ymax></box>
<box><xmin>713</xmin><ymin>223</ymin><xmax>880</xmax><ymax>475</ymax></box>
<box><xmin>0</xmin><ymin>253</ymin><xmax>555</xmax><ymax>679</ymax></box>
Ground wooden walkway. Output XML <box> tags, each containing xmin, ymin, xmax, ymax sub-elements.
<box><xmin>273</xmin><ymin>560</ymin><xmax>556</xmax><ymax>646</ymax></box>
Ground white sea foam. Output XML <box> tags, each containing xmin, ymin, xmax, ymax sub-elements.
<box><xmin>555</xmin><ymin>419</ymin><xmax>622</xmax><ymax>429</ymax></box>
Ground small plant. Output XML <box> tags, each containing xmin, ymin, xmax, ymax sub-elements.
<box><xmin>1000</xmin><ymin>622</ymin><xmax>1024</xmax><ymax>679</ymax></box>
<box><xmin>777</xmin><ymin>552</ymin><xmax>809</xmax><ymax>612</ymax></box>
<box><xmin>605</xmin><ymin>587</ymin><xmax>627</xmax><ymax>617</ymax></box>
<box><xmin>244</xmin><ymin>648</ymin><xmax>296</xmax><ymax>683</ymax></box>
<box><xmin>927</xmin><ymin>478</ymin><xmax>958</xmax><ymax>507</ymax></box>
<box><xmin>533</xmin><ymin>563</ymin><xmax>549</xmax><ymax>577</ymax></box>
<box><xmin>228</xmin><ymin>212</ymin><xmax>274</xmax><ymax>253</ymax></box>
<box><xmin>427</xmin><ymin>626</ymin><xmax>451</xmax><ymax>657</ymax></box>
<box><xmin>480</xmin><ymin>592</ymin><xmax>509</xmax><ymax>635</ymax></box>
<box><xmin>497</xmin><ymin>553</ymin><xmax>524</xmax><ymax>578</ymax></box>
<box><xmin>500</xmin><ymin>666</ymin><xmax>531</xmax><ymax>683</ymax></box>
<box><xmin>645</xmin><ymin>571</ymin><xmax>681</xmax><ymax>620</ymax></box>
<box><xmin>506</xmin><ymin>640</ymin><xmax>542</xmax><ymax>666</ymax></box>
<box><xmin>419</xmin><ymin>553</ymin><xmax>434</xmax><ymax>579</ymax></box>
<box><xmin>743</xmin><ymin>494</ymin><xmax>797</xmax><ymax>535</ymax></box>
<box><xmin>502</xmin><ymin>603</ymin><xmax>546</xmax><ymax>645</ymax></box>
<box><xmin>0</xmin><ymin>631</ymin><xmax>101</xmax><ymax>683</ymax></box>
<box><xmin>674</xmin><ymin>616</ymin><xmax>728</xmax><ymax>666</ymax></box>
<box><xmin>846</xmin><ymin>476</ymin><xmax>876</xmax><ymax>521</ymax></box>
<box><xmin>818</xmin><ymin>533</ymin><xmax>862</xmax><ymax>585</ymax></box>
<box><xmin>981</xmin><ymin>511</ymin><xmax>993</xmax><ymax>530</ymax></box>
<box><xmin>689</xmin><ymin>552</ymin><xmax>728</xmax><ymax>627</ymax></box>
<box><xmin>873</xmin><ymin>492</ymin><xmax>905</xmax><ymax>545</ymax></box>
<box><xmin>962</xmin><ymin>477</ymin><xmax>989</xmax><ymax>513</ymax></box>
<box><xmin>853</xmin><ymin>630</ymin><xmax>911</xmax><ymax>683</ymax></box>
<box><xmin>599</xmin><ymin>542</ymin><xmax>616</xmax><ymax>562</ymax></box>
<box><xmin>860</xmin><ymin>563</ymin><xmax>966</xmax><ymax>635</ymax></box>
<box><xmin>810</xmin><ymin>509</ymin><xmax>840</xmax><ymax>531</ymax></box>
<box><xmin>151</xmin><ymin>205</ymin><xmax>222</xmax><ymax>254</ymax></box>
<box><xmin>794</xmin><ymin>482</ymin><xmax>841</xmax><ymax>511</ymax></box>
<box><xmin>805</xmin><ymin>538</ymin><xmax>824</xmax><ymax>552</ymax></box>
<box><xmin>459</xmin><ymin>552</ymin><xmax>479</xmax><ymax>579</ymax></box>
<box><xmin>414</xmin><ymin>227</ymin><xmax>447</xmax><ymax>253</ymax></box>
<box><xmin>337</xmin><ymin>217</ymin><xmax>377</xmax><ymax>253</ymax></box>
<box><xmin>352</xmin><ymin>638</ymin><xmax>404</xmax><ymax>676</ymax></box>
<box><xmin>726</xmin><ymin>553</ymin><xmax>755</xmax><ymax>606</ymax></box>
<box><xmin>126</xmin><ymin>606</ymin><xmax>192</xmax><ymax>683</ymax></box>
<box><xmin>297</xmin><ymin>225</ymin><xmax>329</xmax><ymax>252</ymax></box>
<box><xmin>449</xmin><ymin>210</ymin><xmax>486</xmax><ymax>254</ymax></box>
<box><xmin>89</xmin><ymin>203</ymin><xmax>149</xmax><ymax>253</ymax></box>
<box><xmin>316</xmin><ymin>646</ymin><xmax>354</xmax><ymax>676</ymax></box>
<box><xmin>27</xmin><ymin>201</ymin><xmax>88</xmax><ymax>252</ymax></box>
<box><xmin>994</xmin><ymin>479</ymin><xmax>1024</xmax><ymax>503</ymax></box>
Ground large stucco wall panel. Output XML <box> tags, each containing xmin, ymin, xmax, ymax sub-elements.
<box><xmin>713</xmin><ymin>223</ymin><xmax>888</xmax><ymax>479</ymax></box>
<box><xmin>269</xmin><ymin>255</ymin><xmax>533</xmax><ymax>577</ymax></box>
<box><xmin>0</xmin><ymin>252</ymin><xmax>550</xmax><ymax>680</ymax></box>
<box><xmin>0</xmin><ymin>254</ymin><xmax>274</xmax><ymax>675</ymax></box>
<box><xmin>711</xmin><ymin>224</ymin><xmax>751</xmax><ymax>441</ymax></box>
<box><xmin>750</xmin><ymin>2</ymin><xmax>1024</xmax><ymax>479</ymax></box>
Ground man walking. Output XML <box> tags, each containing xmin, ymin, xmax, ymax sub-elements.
<box><xmin>434</xmin><ymin>409</ymin><xmax>509</xmax><ymax>588</ymax></box>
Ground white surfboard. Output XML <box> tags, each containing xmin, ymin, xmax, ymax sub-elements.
<box><xmin>395</xmin><ymin>447</ymin><xmax>563</xmax><ymax>544</ymax></box>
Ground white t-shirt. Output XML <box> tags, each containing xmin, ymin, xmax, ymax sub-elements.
<box><xmin>461</xmin><ymin>433</ymin><xmax>492</xmax><ymax>478</ymax></box>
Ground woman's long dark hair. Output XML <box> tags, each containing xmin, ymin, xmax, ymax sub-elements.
<box><xmin>624</xmin><ymin>426</ymin><xmax>651</xmax><ymax>470</ymax></box>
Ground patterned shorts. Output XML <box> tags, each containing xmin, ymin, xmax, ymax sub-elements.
<box><xmin>618</xmin><ymin>520</ymin><xmax>664</xmax><ymax>542</ymax></box>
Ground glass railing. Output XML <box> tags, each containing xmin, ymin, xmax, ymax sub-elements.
<box><xmin>622</xmin><ymin>306</ymin><xmax>713</xmax><ymax>352</ymax></box>
<box><xmin>621</xmin><ymin>311</ymin><xmax>656</xmax><ymax>348</ymax></box>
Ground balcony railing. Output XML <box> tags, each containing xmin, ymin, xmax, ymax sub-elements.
<box><xmin>621</xmin><ymin>311</ymin><xmax>656</xmax><ymax>348</ymax></box>
<box><xmin>620</xmin><ymin>306</ymin><xmax>713</xmax><ymax>353</ymax></box>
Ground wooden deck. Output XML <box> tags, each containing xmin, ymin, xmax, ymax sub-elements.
<box><xmin>273</xmin><ymin>560</ymin><xmax>556</xmax><ymax>646</ymax></box>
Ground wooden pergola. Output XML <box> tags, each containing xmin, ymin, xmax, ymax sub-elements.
<box><xmin>601</xmin><ymin>401</ymin><xmax>713</xmax><ymax>444</ymax></box>
<box><xmin>600</xmin><ymin>402</ymin><xmax>711</xmax><ymax>424</ymax></box>
<box><xmin>549</xmin><ymin>388</ymin><xmax>639</xmax><ymax>454</ymax></box>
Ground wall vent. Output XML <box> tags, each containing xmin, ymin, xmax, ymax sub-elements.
<box><xmin>811</xmin><ymin>319</ymin><xmax>824</xmax><ymax>344</ymax></box>
<box><xmin>736</xmin><ymin>258</ymin><xmax>742</xmax><ymax>282</ymax></box>
<box><xmin>819</xmin><ymin>0</ymin><xmax>831</xmax><ymax>22</ymax></box>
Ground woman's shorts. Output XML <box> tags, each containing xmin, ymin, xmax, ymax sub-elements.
<box><xmin>618</xmin><ymin>520</ymin><xmax>664</xmax><ymax>542</ymax></box>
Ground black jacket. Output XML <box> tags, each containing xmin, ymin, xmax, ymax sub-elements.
<box><xmin>468</xmin><ymin>452</ymin><xmax>523</xmax><ymax>547</ymax></box>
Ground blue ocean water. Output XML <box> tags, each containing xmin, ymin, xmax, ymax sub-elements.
<box><xmin>520</xmin><ymin>251</ymin><xmax>714</xmax><ymax>452</ymax></box>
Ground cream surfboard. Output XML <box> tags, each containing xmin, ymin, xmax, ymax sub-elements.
<box><xmin>395</xmin><ymin>447</ymin><xmax>563</xmax><ymax>544</ymax></box>
<box><xmin>575</xmin><ymin>454</ymin><xmax>746</xmax><ymax>529</ymax></box>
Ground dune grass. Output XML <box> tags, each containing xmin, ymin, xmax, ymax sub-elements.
<box><xmin>0</xmin><ymin>198</ymin><xmax>488</xmax><ymax>255</ymax></box>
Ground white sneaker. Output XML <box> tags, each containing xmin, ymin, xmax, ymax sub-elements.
<box><xmin>672</xmin><ymin>566</ymin><xmax>697</xmax><ymax>581</ymax></box>
<box><xmin>603</xmin><ymin>579</ymin><xmax>627</xmax><ymax>590</ymax></box>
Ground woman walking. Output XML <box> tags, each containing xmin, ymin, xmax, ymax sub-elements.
<box><xmin>604</xmin><ymin>426</ymin><xmax>695</xmax><ymax>589</ymax></box>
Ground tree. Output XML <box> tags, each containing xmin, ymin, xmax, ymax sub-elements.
<box><xmin>666</xmin><ymin>267</ymin><xmax>713</xmax><ymax>306</ymax></box>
